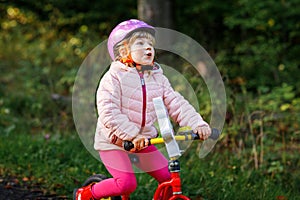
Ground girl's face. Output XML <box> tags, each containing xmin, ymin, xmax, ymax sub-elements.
<box><xmin>129</xmin><ymin>37</ymin><xmax>155</xmax><ymax>65</ymax></box>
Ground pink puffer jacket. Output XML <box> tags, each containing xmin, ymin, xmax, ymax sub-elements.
<box><xmin>94</xmin><ymin>61</ymin><xmax>208</xmax><ymax>151</ymax></box>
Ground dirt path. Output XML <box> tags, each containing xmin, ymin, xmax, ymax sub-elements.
<box><xmin>0</xmin><ymin>176</ymin><xmax>68</xmax><ymax>200</ymax></box>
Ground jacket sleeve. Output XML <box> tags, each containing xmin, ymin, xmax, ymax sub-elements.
<box><xmin>96</xmin><ymin>71</ymin><xmax>140</xmax><ymax>141</ymax></box>
<box><xmin>161</xmin><ymin>75</ymin><xmax>209</xmax><ymax>129</ymax></box>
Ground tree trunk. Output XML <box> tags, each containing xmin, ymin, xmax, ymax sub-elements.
<box><xmin>138</xmin><ymin>0</ymin><xmax>173</xmax><ymax>28</ymax></box>
<box><xmin>137</xmin><ymin>0</ymin><xmax>174</xmax><ymax>54</ymax></box>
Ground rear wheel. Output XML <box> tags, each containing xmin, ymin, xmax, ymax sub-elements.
<box><xmin>75</xmin><ymin>174</ymin><xmax>122</xmax><ymax>200</ymax></box>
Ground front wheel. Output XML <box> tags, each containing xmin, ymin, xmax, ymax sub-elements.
<box><xmin>75</xmin><ymin>174</ymin><xmax>122</xmax><ymax>200</ymax></box>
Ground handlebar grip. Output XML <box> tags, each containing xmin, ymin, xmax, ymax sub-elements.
<box><xmin>123</xmin><ymin>140</ymin><xmax>134</xmax><ymax>151</ymax></box>
<box><xmin>210</xmin><ymin>128</ymin><xmax>221</xmax><ymax>140</ymax></box>
<box><xmin>179</xmin><ymin>128</ymin><xmax>220</xmax><ymax>140</ymax></box>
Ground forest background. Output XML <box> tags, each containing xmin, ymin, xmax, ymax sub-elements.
<box><xmin>0</xmin><ymin>0</ymin><xmax>299</xmax><ymax>199</ymax></box>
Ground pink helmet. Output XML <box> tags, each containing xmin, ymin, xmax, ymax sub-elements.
<box><xmin>107</xmin><ymin>19</ymin><xmax>155</xmax><ymax>60</ymax></box>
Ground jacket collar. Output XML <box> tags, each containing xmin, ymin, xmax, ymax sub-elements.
<box><xmin>110</xmin><ymin>61</ymin><xmax>162</xmax><ymax>74</ymax></box>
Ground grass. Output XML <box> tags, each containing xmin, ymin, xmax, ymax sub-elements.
<box><xmin>0</xmin><ymin>132</ymin><xmax>104</xmax><ymax>197</ymax></box>
<box><xmin>1</xmin><ymin>132</ymin><xmax>300</xmax><ymax>200</ymax></box>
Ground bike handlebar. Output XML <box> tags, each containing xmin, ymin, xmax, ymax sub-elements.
<box><xmin>123</xmin><ymin>128</ymin><xmax>220</xmax><ymax>151</ymax></box>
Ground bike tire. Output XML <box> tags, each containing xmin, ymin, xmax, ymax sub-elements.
<box><xmin>74</xmin><ymin>174</ymin><xmax>122</xmax><ymax>200</ymax></box>
<box><xmin>81</xmin><ymin>174</ymin><xmax>108</xmax><ymax>187</ymax></box>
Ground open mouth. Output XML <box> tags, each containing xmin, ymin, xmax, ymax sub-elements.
<box><xmin>146</xmin><ymin>52</ymin><xmax>152</xmax><ymax>57</ymax></box>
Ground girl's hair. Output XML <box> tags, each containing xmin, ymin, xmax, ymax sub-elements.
<box><xmin>113</xmin><ymin>31</ymin><xmax>155</xmax><ymax>61</ymax></box>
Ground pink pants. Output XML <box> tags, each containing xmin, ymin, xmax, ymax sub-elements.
<box><xmin>92</xmin><ymin>145</ymin><xmax>171</xmax><ymax>198</ymax></box>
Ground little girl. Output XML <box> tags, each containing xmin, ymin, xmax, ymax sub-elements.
<box><xmin>74</xmin><ymin>19</ymin><xmax>211</xmax><ymax>200</ymax></box>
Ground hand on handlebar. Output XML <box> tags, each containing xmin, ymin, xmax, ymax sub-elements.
<box><xmin>193</xmin><ymin>125</ymin><xmax>211</xmax><ymax>140</ymax></box>
<box><xmin>124</xmin><ymin>128</ymin><xmax>220</xmax><ymax>151</ymax></box>
<box><xmin>131</xmin><ymin>135</ymin><xmax>149</xmax><ymax>152</ymax></box>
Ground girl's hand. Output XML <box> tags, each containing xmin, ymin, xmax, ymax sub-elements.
<box><xmin>131</xmin><ymin>135</ymin><xmax>149</xmax><ymax>152</ymax></box>
<box><xmin>193</xmin><ymin>125</ymin><xmax>211</xmax><ymax>140</ymax></box>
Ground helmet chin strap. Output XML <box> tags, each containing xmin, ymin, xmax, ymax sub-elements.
<box><xmin>135</xmin><ymin>62</ymin><xmax>155</xmax><ymax>72</ymax></box>
<box><xmin>140</xmin><ymin>64</ymin><xmax>155</xmax><ymax>71</ymax></box>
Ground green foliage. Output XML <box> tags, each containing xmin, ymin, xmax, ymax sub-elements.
<box><xmin>175</xmin><ymin>0</ymin><xmax>300</xmax><ymax>91</ymax></box>
<box><xmin>221</xmin><ymin>0</ymin><xmax>300</xmax><ymax>90</ymax></box>
<box><xmin>0</xmin><ymin>4</ymin><xmax>95</xmax><ymax>135</ymax></box>
<box><xmin>224</xmin><ymin>82</ymin><xmax>300</xmax><ymax>183</ymax></box>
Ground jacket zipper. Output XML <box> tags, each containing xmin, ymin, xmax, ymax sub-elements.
<box><xmin>138</xmin><ymin>71</ymin><xmax>146</xmax><ymax>128</ymax></box>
